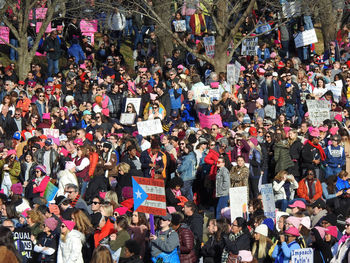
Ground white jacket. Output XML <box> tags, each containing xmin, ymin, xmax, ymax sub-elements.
<box><xmin>57</xmin><ymin>170</ymin><xmax>79</xmax><ymax>197</ymax></box>
<box><xmin>57</xmin><ymin>230</ymin><xmax>85</xmax><ymax>263</ymax></box>
<box><xmin>108</xmin><ymin>12</ymin><xmax>126</xmax><ymax>31</ymax></box>
<box><xmin>273</xmin><ymin>179</ymin><xmax>299</xmax><ymax>201</ymax></box>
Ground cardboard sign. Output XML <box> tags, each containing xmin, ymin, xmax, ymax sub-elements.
<box><xmin>241</xmin><ymin>37</ymin><xmax>258</xmax><ymax>56</ymax></box>
<box><xmin>227</xmin><ymin>64</ymin><xmax>235</xmax><ymax>86</ymax></box>
<box><xmin>125</xmin><ymin>98</ymin><xmax>141</xmax><ymax>115</ymax></box>
<box><xmin>13</xmin><ymin>228</ymin><xmax>33</xmax><ymax>259</ymax></box>
<box><xmin>203</xmin><ymin>36</ymin><xmax>215</xmax><ymax>58</ymax></box>
<box><xmin>306</xmin><ymin>100</ymin><xmax>330</xmax><ymax>126</ymax></box>
<box><xmin>326</xmin><ymin>80</ymin><xmax>343</xmax><ymax>102</ymax></box>
<box><xmin>82</xmin><ymin>32</ymin><xmax>95</xmax><ymax>45</ymax></box>
<box><xmin>80</xmin><ymin>19</ymin><xmax>98</xmax><ymax>33</ymax></box>
<box><xmin>260</xmin><ymin>184</ymin><xmax>276</xmax><ymax>219</ymax></box>
<box><xmin>294</xmin><ymin>29</ymin><xmax>318</xmax><ymax>48</ymax></box>
<box><xmin>120</xmin><ymin>113</ymin><xmax>136</xmax><ymax>125</ymax></box>
<box><xmin>198</xmin><ymin>112</ymin><xmax>223</xmax><ymax>128</ymax></box>
<box><xmin>36</xmin><ymin>8</ymin><xmax>47</xmax><ymax>19</ymax></box>
<box><xmin>173</xmin><ymin>20</ymin><xmax>186</xmax><ymax>32</ymax></box>
<box><xmin>291</xmin><ymin>248</ymin><xmax>313</xmax><ymax>263</ymax></box>
<box><xmin>43</xmin><ymin>128</ymin><xmax>59</xmax><ymax>138</ymax></box>
<box><xmin>229</xmin><ymin>187</ymin><xmax>248</xmax><ymax>223</ymax></box>
<box><xmin>0</xmin><ymin>26</ymin><xmax>9</xmax><ymax>44</ymax></box>
<box><xmin>137</xmin><ymin>119</ymin><xmax>163</xmax><ymax>136</ymax></box>
<box><xmin>36</xmin><ymin>22</ymin><xmax>52</xmax><ymax>33</ymax></box>
<box><xmin>234</xmin><ymin>61</ymin><xmax>241</xmax><ymax>83</ymax></box>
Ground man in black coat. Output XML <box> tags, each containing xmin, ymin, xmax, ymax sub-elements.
<box><xmin>184</xmin><ymin>201</ymin><xmax>204</xmax><ymax>257</ymax></box>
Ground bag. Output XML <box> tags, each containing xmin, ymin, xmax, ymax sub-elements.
<box><xmin>151</xmin><ymin>247</ymin><xmax>180</xmax><ymax>263</ymax></box>
<box><xmin>226</xmin><ymin>252</ymin><xmax>241</xmax><ymax>263</ymax></box>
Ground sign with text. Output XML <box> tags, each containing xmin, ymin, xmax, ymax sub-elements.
<box><xmin>198</xmin><ymin>112</ymin><xmax>223</xmax><ymax>129</ymax></box>
<box><xmin>80</xmin><ymin>19</ymin><xmax>98</xmax><ymax>33</ymax></box>
<box><xmin>0</xmin><ymin>26</ymin><xmax>9</xmax><ymax>44</ymax></box>
<box><xmin>43</xmin><ymin>128</ymin><xmax>59</xmax><ymax>138</ymax></box>
<box><xmin>229</xmin><ymin>187</ymin><xmax>248</xmax><ymax>223</ymax></box>
<box><xmin>173</xmin><ymin>20</ymin><xmax>186</xmax><ymax>32</ymax></box>
<box><xmin>13</xmin><ymin>228</ymin><xmax>33</xmax><ymax>260</ymax></box>
<box><xmin>36</xmin><ymin>22</ymin><xmax>52</xmax><ymax>33</ymax></box>
<box><xmin>326</xmin><ymin>80</ymin><xmax>343</xmax><ymax>102</ymax></box>
<box><xmin>241</xmin><ymin>37</ymin><xmax>258</xmax><ymax>56</ymax></box>
<box><xmin>291</xmin><ymin>248</ymin><xmax>313</xmax><ymax>263</ymax></box>
<box><xmin>120</xmin><ymin>113</ymin><xmax>136</xmax><ymax>125</ymax></box>
<box><xmin>137</xmin><ymin>119</ymin><xmax>163</xmax><ymax>137</ymax></box>
<box><xmin>125</xmin><ymin>98</ymin><xmax>141</xmax><ymax>115</ymax></box>
<box><xmin>234</xmin><ymin>61</ymin><xmax>241</xmax><ymax>83</ymax></box>
<box><xmin>227</xmin><ymin>64</ymin><xmax>235</xmax><ymax>86</ymax></box>
<box><xmin>203</xmin><ymin>36</ymin><xmax>215</xmax><ymax>58</ymax></box>
<box><xmin>36</xmin><ymin>8</ymin><xmax>47</xmax><ymax>19</ymax></box>
<box><xmin>306</xmin><ymin>100</ymin><xmax>330</xmax><ymax>126</ymax></box>
<box><xmin>82</xmin><ymin>32</ymin><xmax>95</xmax><ymax>45</ymax></box>
<box><xmin>260</xmin><ymin>184</ymin><xmax>276</xmax><ymax>219</ymax></box>
<box><xmin>294</xmin><ymin>29</ymin><xmax>318</xmax><ymax>48</ymax></box>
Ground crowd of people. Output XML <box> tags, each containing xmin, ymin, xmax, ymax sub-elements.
<box><xmin>1</xmin><ymin>0</ymin><xmax>350</xmax><ymax>263</ymax></box>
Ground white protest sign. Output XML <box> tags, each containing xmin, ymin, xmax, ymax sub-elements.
<box><xmin>203</xmin><ymin>36</ymin><xmax>215</xmax><ymax>58</ymax></box>
<box><xmin>173</xmin><ymin>20</ymin><xmax>186</xmax><ymax>32</ymax></box>
<box><xmin>306</xmin><ymin>100</ymin><xmax>330</xmax><ymax>126</ymax></box>
<box><xmin>120</xmin><ymin>113</ymin><xmax>136</xmax><ymax>125</ymax></box>
<box><xmin>227</xmin><ymin>64</ymin><xmax>235</xmax><ymax>86</ymax></box>
<box><xmin>43</xmin><ymin>128</ymin><xmax>59</xmax><ymax>138</ymax></box>
<box><xmin>241</xmin><ymin>37</ymin><xmax>258</xmax><ymax>56</ymax></box>
<box><xmin>137</xmin><ymin>119</ymin><xmax>163</xmax><ymax>137</ymax></box>
<box><xmin>229</xmin><ymin>187</ymin><xmax>248</xmax><ymax>223</ymax></box>
<box><xmin>326</xmin><ymin>80</ymin><xmax>343</xmax><ymax>102</ymax></box>
<box><xmin>125</xmin><ymin>98</ymin><xmax>141</xmax><ymax>115</ymax></box>
<box><xmin>234</xmin><ymin>61</ymin><xmax>241</xmax><ymax>83</ymax></box>
<box><xmin>260</xmin><ymin>184</ymin><xmax>276</xmax><ymax>219</ymax></box>
<box><xmin>294</xmin><ymin>29</ymin><xmax>318</xmax><ymax>48</ymax></box>
<box><xmin>291</xmin><ymin>248</ymin><xmax>313</xmax><ymax>263</ymax></box>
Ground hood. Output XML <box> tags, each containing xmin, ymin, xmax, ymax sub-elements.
<box><xmin>68</xmin><ymin>229</ymin><xmax>85</xmax><ymax>243</ymax></box>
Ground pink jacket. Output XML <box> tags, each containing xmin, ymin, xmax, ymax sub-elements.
<box><xmin>33</xmin><ymin>176</ymin><xmax>50</xmax><ymax>197</ymax></box>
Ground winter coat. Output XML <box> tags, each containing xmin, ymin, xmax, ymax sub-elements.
<box><xmin>151</xmin><ymin>228</ymin><xmax>180</xmax><ymax>257</ymax></box>
<box><xmin>177</xmin><ymin>152</ymin><xmax>197</xmax><ymax>181</ymax></box>
<box><xmin>205</xmin><ymin>148</ymin><xmax>231</xmax><ymax>180</ymax></box>
<box><xmin>272</xmin><ymin>240</ymin><xmax>300</xmax><ymax>263</ymax></box>
<box><xmin>201</xmin><ymin>235</ymin><xmax>225</xmax><ymax>263</ymax></box>
<box><xmin>85</xmin><ymin>175</ymin><xmax>109</xmax><ymax>202</ymax></box>
<box><xmin>311</xmin><ymin>227</ymin><xmax>333</xmax><ymax>263</ymax></box>
<box><xmin>19</xmin><ymin>162</ymin><xmax>37</xmax><ymax>183</ymax></box>
<box><xmin>273</xmin><ymin>179</ymin><xmax>299</xmax><ymax>201</ymax></box>
<box><xmin>289</xmin><ymin>139</ymin><xmax>302</xmax><ymax>177</ymax></box>
<box><xmin>140</xmin><ymin>149</ymin><xmax>166</xmax><ymax>178</ymax></box>
<box><xmin>184</xmin><ymin>213</ymin><xmax>204</xmax><ymax>245</ymax></box>
<box><xmin>35</xmin><ymin>148</ymin><xmax>59</xmax><ymax>177</ymax></box>
<box><xmin>297</xmin><ymin>178</ymin><xmax>323</xmax><ymax>202</ymax></box>
<box><xmin>57</xmin><ymin>229</ymin><xmax>85</xmax><ymax>263</ymax></box>
<box><xmin>57</xmin><ymin>170</ymin><xmax>79</xmax><ymax>197</ymax></box>
<box><xmin>177</xmin><ymin>224</ymin><xmax>197</xmax><ymax>263</ymax></box>
<box><xmin>0</xmin><ymin>159</ymin><xmax>20</xmax><ymax>184</ymax></box>
<box><xmin>94</xmin><ymin>218</ymin><xmax>115</xmax><ymax>248</ymax></box>
<box><xmin>301</xmin><ymin>142</ymin><xmax>322</xmax><ymax>170</ymax></box>
<box><xmin>216</xmin><ymin>166</ymin><xmax>230</xmax><ymax>197</ymax></box>
<box><xmin>33</xmin><ymin>176</ymin><xmax>50</xmax><ymax>197</ymax></box>
<box><xmin>67</xmin><ymin>43</ymin><xmax>85</xmax><ymax>64</ymax></box>
<box><xmin>324</xmin><ymin>145</ymin><xmax>346</xmax><ymax>168</ymax></box>
<box><xmin>331</xmin><ymin>236</ymin><xmax>350</xmax><ymax>263</ymax></box>
<box><xmin>109</xmin><ymin>229</ymin><xmax>130</xmax><ymax>257</ymax></box>
<box><xmin>43</xmin><ymin>36</ymin><xmax>62</xmax><ymax>60</ymax></box>
<box><xmin>231</xmin><ymin>140</ymin><xmax>250</xmax><ymax>163</ymax></box>
<box><xmin>249</xmin><ymin>149</ymin><xmax>262</xmax><ymax>178</ymax></box>
<box><xmin>274</xmin><ymin>140</ymin><xmax>294</xmax><ymax>174</ymax></box>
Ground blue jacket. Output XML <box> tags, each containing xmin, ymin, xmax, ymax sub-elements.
<box><xmin>68</xmin><ymin>43</ymin><xmax>86</xmax><ymax>64</ymax></box>
<box><xmin>177</xmin><ymin>152</ymin><xmax>197</xmax><ymax>181</ymax></box>
<box><xmin>336</xmin><ymin>177</ymin><xmax>350</xmax><ymax>191</ymax></box>
<box><xmin>169</xmin><ymin>88</ymin><xmax>182</xmax><ymax>110</ymax></box>
<box><xmin>324</xmin><ymin>145</ymin><xmax>345</xmax><ymax>168</ymax></box>
<box><xmin>272</xmin><ymin>241</ymin><xmax>300</xmax><ymax>263</ymax></box>
<box><xmin>257</xmin><ymin>47</ymin><xmax>270</xmax><ymax>62</ymax></box>
<box><xmin>259</xmin><ymin>80</ymin><xmax>281</xmax><ymax>105</ymax></box>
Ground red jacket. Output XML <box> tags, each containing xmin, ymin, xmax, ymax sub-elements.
<box><xmin>94</xmin><ymin>218</ymin><xmax>115</xmax><ymax>248</ymax></box>
<box><xmin>177</xmin><ymin>225</ymin><xmax>197</xmax><ymax>263</ymax></box>
<box><xmin>33</xmin><ymin>176</ymin><xmax>50</xmax><ymax>197</ymax></box>
<box><xmin>297</xmin><ymin>178</ymin><xmax>322</xmax><ymax>202</ymax></box>
<box><xmin>204</xmin><ymin>149</ymin><xmax>231</xmax><ymax>180</ymax></box>
<box><xmin>89</xmin><ymin>152</ymin><xmax>99</xmax><ymax>177</ymax></box>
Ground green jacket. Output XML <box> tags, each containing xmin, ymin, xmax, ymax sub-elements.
<box><xmin>0</xmin><ymin>159</ymin><xmax>21</xmax><ymax>184</ymax></box>
<box><xmin>109</xmin><ymin>229</ymin><xmax>130</xmax><ymax>257</ymax></box>
<box><xmin>274</xmin><ymin>140</ymin><xmax>294</xmax><ymax>174</ymax></box>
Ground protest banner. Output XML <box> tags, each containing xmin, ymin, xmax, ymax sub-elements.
<box><xmin>36</xmin><ymin>8</ymin><xmax>48</xmax><ymax>19</ymax></box>
<box><xmin>13</xmin><ymin>228</ymin><xmax>33</xmax><ymax>260</ymax></box>
<box><xmin>294</xmin><ymin>29</ymin><xmax>318</xmax><ymax>48</ymax></box>
<box><xmin>82</xmin><ymin>32</ymin><xmax>95</xmax><ymax>45</ymax></box>
<box><xmin>260</xmin><ymin>184</ymin><xmax>276</xmax><ymax>219</ymax></box>
<box><xmin>306</xmin><ymin>100</ymin><xmax>330</xmax><ymax>126</ymax></box>
<box><xmin>173</xmin><ymin>20</ymin><xmax>186</xmax><ymax>32</ymax></box>
<box><xmin>125</xmin><ymin>98</ymin><xmax>141</xmax><ymax>115</ymax></box>
<box><xmin>0</xmin><ymin>26</ymin><xmax>9</xmax><ymax>44</ymax></box>
<box><xmin>198</xmin><ymin>112</ymin><xmax>223</xmax><ymax>128</ymax></box>
<box><xmin>36</xmin><ymin>22</ymin><xmax>52</xmax><ymax>33</ymax></box>
<box><xmin>326</xmin><ymin>80</ymin><xmax>343</xmax><ymax>102</ymax></box>
<box><xmin>227</xmin><ymin>64</ymin><xmax>235</xmax><ymax>86</ymax></box>
<box><xmin>137</xmin><ymin>119</ymin><xmax>163</xmax><ymax>137</ymax></box>
<box><xmin>291</xmin><ymin>248</ymin><xmax>313</xmax><ymax>263</ymax></box>
<box><xmin>241</xmin><ymin>37</ymin><xmax>258</xmax><ymax>56</ymax></box>
<box><xmin>80</xmin><ymin>19</ymin><xmax>98</xmax><ymax>33</ymax></box>
<box><xmin>44</xmin><ymin>181</ymin><xmax>59</xmax><ymax>202</ymax></box>
<box><xmin>234</xmin><ymin>61</ymin><xmax>241</xmax><ymax>83</ymax></box>
<box><xmin>203</xmin><ymin>36</ymin><xmax>215</xmax><ymax>58</ymax></box>
<box><xmin>229</xmin><ymin>187</ymin><xmax>248</xmax><ymax>223</ymax></box>
<box><xmin>120</xmin><ymin>113</ymin><xmax>136</xmax><ymax>125</ymax></box>
<box><xmin>43</xmin><ymin>128</ymin><xmax>59</xmax><ymax>138</ymax></box>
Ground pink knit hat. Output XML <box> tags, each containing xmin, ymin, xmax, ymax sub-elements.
<box><xmin>44</xmin><ymin>217</ymin><xmax>58</xmax><ymax>231</ymax></box>
<box><xmin>314</xmin><ymin>226</ymin><xmax>326</xmax><ymax>239</ymax></box>
<box><xmin>286</xmin><ymin>216</ymin><xmax>302</xmax><ymax>229</ymax></box>
<box><xmin>62</xmin><ymin>220</ymin><xmax>75</xmax><ymax>231</ymax></box>
<box><xmin>35</xmin><ymin>165</ymin><xmax>47</xmax><ymax>174</ymax></box>
<box><xmin>238</xmin><ymin>250</ymin><xmax>253</xmax><ymax>262</ymax></box>
<box><xmin>65</xmin><ymin>161</ymin><xmax>76</xmax><ymax>171</ymax></box>
<box><xmin>7</xmin><ymin>149</ymin><xmax>17</xmax><ymax>157</ymax></box>
<box><xmin>73</xmin><ymin>138</ymin><xmax>83</xmax><ymax>146</ymax></box>
<box><xmin>11</xmin><ymin>183</ymin><xmax>23</xmax><ymax>195</ymax></box>
<box><xmin>329</xmin><ymin>126</ymin><xmax>339</xmax><ymax>136</ymax></box>
<box><xmin>21</xmin><ymin>208</ymin><xmax>31</xmax><ymax>218</ymax></box>
<box><xmin>114</xmin><ymin>206</ymin><xmax>128</xmax><ymax>216</ymax></box>
<box><xmin>334</xmin><ymin>114</ymin><xmax>342</xmax><ymax>122</ymax></box>
<box><xmin>42</xmin><ymin>113</ymin><xmax>51</xmax><ymax>120</ymax></box>
<box><xmin>325</xmin><ymin>226</ymin><xmax>338</xmax><ymax>239</ymax></box>
<box><xmin>285</xmin><ymin>226</ymin><xmax>300</xmax><ymax>236</ymax></box>
<box><xmin>310</xmin><ymin>128</ymin><xmax>320</xmax><ymax>137</ymax></box>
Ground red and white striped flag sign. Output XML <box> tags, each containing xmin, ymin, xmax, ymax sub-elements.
<box><xmin>132</xmin><ymin>176</ymin><xmax>166</xmax><ymax>216</ymax></box>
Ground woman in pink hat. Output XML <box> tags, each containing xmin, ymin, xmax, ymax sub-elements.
<box><xmin>272</xmin><ymin>227</ymin><xmax>301</xmax><ymax>262</ymax></box>
<box><xmin>0</xmin><ymin>149</ymin><xmax>20</xmax><ymax>196</ymax></box>
<box><xmin>31</xmin><ymin>165</ymin><xmax>50</xmax><ymax>198</ymax></box>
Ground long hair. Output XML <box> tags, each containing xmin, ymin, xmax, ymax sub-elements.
<box><xmin>90</xmin><ymin>245</ymin><xmax>113</xmax><ymax>263</ymax></box>
<box><xmin>0</xmin><ymin>226</ymin><xmax>22</xmax><ymax>262</ymax></box>
<box><xmin>72</xmin><ymin>209</ymin><xmax>94</xmax><ymax>235</ymax></box>
<box><xmin>252</xmin><ymin>234</ymin><xmax>272</xmax><ymax>258</ymax></box>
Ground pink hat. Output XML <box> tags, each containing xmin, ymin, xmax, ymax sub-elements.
<box><xmin>21</xmin><ymin>208</ymin><xmax>31</xmax><ymax>218</ymax></box>
<box><xmin>325</xmin><ymin>226</ymin><xmax>338</xmax><ymax>239</ymax></box>
<box><xmin>285</xmin><ymin>227</ymin><xmax>300</xmax><ymax>237</ymax></box>
<box><xmin>7</xmin><ymin>149</ymin><xmax>17</xmax><ymax>157</ymax></box>
<box><xmin>114</xmin><ymin>206</ymin><xmax>128</xmax><ymax>216</ymax></box>
<box><xmin>44</xmin><ymin>217</ymin><xmax>58</xmax><ymax>231</ymax></box>
<box><xmin>300</xmin><ymin>216</ymin><xmax>311</xmax><ymax>229</ymax></box>
<box><xmin>270</xmin><ymin>52</ymin><xmax>277</xmax><ymax>58</ymax></box>
<box><xmin>249</xmin><ymin>137</ymin><xmax>258</xmax><ymax>147</ymax></box>
<box><xmin>310</xmin><ymin>128</ymin><xmax>320</xmax><ymax>137</ymax></box>
<box><xmin>286</xmin><ymin>216</ymin><xmax>302</xmax><ymax>229</ymax></box>
<box><xmin>10</xmin><ymin>183</ymin><xmax>23</xmax><ymax>195</ymax></box>
<box><xmin>42</xmin><ymin>113</ymin><xmax>51</xmax><ymax>120</ymax></box>
<box><xmin>257</xmin><ymin>68</ymin><xmax>266</xmax><ymax>75</ymax></box>
<box><xmin>314</xmin><ymin>226</ymin><xmax>326</xmax><ymax>239</ymax></box>
<box><xmin>60</xmin><ymin>147</ymin><xmax>69</xmax><ymax>157</ymax></box>
<box><xmin>256</xmin><ymin>98</ymin><xmax>264</xmax><ymax>106</ymax></box>
<box><xmin>283</xmin><ymin>127</ymin><xmax>291</xmax><ymax>135</ymax></box>
<box><xmin>329</xmin><ymin>126</ymin><xmax>339</xmax><ymax>135</ymax></box>
<box><xmin>305</xmin><ymin>112</ymin><xmax>309</xmax><ymax>117</ymax></box>
<box><xmin>139</xmin><ymin>68</ymin><xmax>147</xmax><ymax>72</ymax></box>
<box><xmin>99</xmin><ymin>192</ymin><xmax>106</xmax><ymax>199</ymax></box>
<box><xmin>73</xmin><ymin>138</ymin><xmax>84</xmax><ymax>146</ymax></box>
<box><xmin>210</xmin><ymin>82</ymin><xmax>219</xmax><ymax>88</ymax></box>
<box><xmin>65</xmin><ymin>161</ymin><xmax>76</xmax><ymax>171</ymax></box>
<box><xmin>346</xmin><ymin>218</ymin><xmax>350</xmax><ymax>225</ymax></box>
<box><xmin>240</xmin><ymin>66</ymin><xmax>246</xmax><ymax>71</ymax></box>
<box><xmin>35</xmin><ymin>165</ymin><xmax>47</xmax><ymax>174</ymax></box>
<box><xmin>289</xmin><ymin>200</ymin><xmax>306</xmax><ymax>209</ymax></box>
<box><xmin>60</xmin><ymin>107</ymin><xmax>68</xmax><ymax>114</ymax></box>
<box><xmin>319</xmin><ymin>126</ymin><xmax>328</xmax><ymax>132</ymax></box>
<box><xmin>177</xmin><ymin>64</ymin><xmax>184</xmax><ymax>70</ymax></box>
<box><xmin>335</xmin><ymin>114</ymin><xmax>342</xmax><ymax>122</ymax></box>
<box><xmin>62</xmin><ymin>220</ymin><xmax>75</xmax><ymax>231</ymax></box>
<box><xmin>238</xmin><ymin>250</ymin><xmax>253</xmax><ymax>262</ymax></box>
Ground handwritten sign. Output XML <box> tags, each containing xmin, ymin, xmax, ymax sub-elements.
<box><xmin>0</xmin><ymin>26</ymin><xmax>9</xmax><ymax>44</ymax></box>
<box><xmin>306</xmin><ymin>100</ymin><xmax>330</xmax><ymax>126</ymax></box>
<box><xmin>203</xmin><ymin>36</ymin><xmax>215</xmax><ymax>58</ymax></box>
<box><xmin>125</xmin><ymin>98</ymin><xmax>141</xmax><ymax>115</ymax></box>
<box><xmin>260</xmin><ymin>184</ymin><xmax>276</xmax><ymax>219</ymax></box>
<box><xmin>227</xmin><ymin>64</ymin><xmax>235</xmax><ymax>86</ymax></box>
<box><xmin>120</xmin><ymin>113</ymin><xmax>136</xmax><ymax>125</ymax></box>
<box><xmin>326</xmin><ymin>80</ymin><xmax>343</xmax><ymax>102</ymax></box>
<box><xmin>198</xmin><ymin>112</ymin><xmax>223</xmax><ymax>129</ymax></box>
<box><xmin>80</xmin><ymin>19</ymin><xmax>98</xmax><ymax>33</ymax></box>
<box><xmin>36</xmin><ymin>22</ymin><xmax>52</xmax><ymax>33</ymax></box>
<box><xmin>234</xmin><ymin>61</ymin><xmax>241</xmax><ymax>83</ymax></box>
<box><xmin>173</xmin><ymin>20</ymin><xmax>186</xmax><ymax>32</ymax></box>
<box><xmin>137</xmin><ymin>119</ymin><xmax>163</xmax><ymax>137</ymax></box>
<box><xmin>291</xmin><ymin>248</ymin><xmax>313</xmax><ymax>263</ymax></box>
<box><xmin>229</xmin><ymin>187</ymin><xmax>248</xmax><ymax>223</ymax></box>
<box><xmin>294</xmin><ymin>29</ymin><xmax>318</xmax><ymax>48</ymax></box>
<box><xmin>43</xmin><ymin>128</ymin><xmax>59</xmax><ymax>138</ymax></box>
<box><xmin>36</xmin><ymin>8</ymin><xmax>47</xmax><ymax>19</ymax></box>
<box><xmin>241</xmin><ymin>37</ymin><xmax>258</xmax><ymax>56</ymax></box>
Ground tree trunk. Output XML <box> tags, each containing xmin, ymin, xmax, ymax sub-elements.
<box><xmin>212</xmin><ymin>37</ymin><xmax>230</xmax><ymax>73</ymax></box>
<box><xmin>17</xmin><ymin>38</ymin><xmax>32</xmax><ymax>80</ymax></box>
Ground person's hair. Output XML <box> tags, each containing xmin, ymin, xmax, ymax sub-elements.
<box><xmin>124</xmin><ymin>239</ymin><xmax>141</xmax><ymax>256</ymax></box>
<box><xmin>184</xmin><ymin>201</ymin><xmax>197</xmax><ymax>213</ymax></box>
<box><xmin>235</xmin><ymin>217</ymin><xmax>249</xmax><ymax>234</ymax></box>
<box><xmin>171</xmin><ymin>212</ymin><xmax>184</xmax><ymax>226</ymax></box>
<box><xmin>274</xmin><ymin>170</ymin><xmax>288</xmax><ymax>181</ymax></box>
<box><xmin>210</xmin><ymin>218</ymin><xmax>229</xmax><ymax>241</ymax></box>
<box><xmin>72</xmin><ymin>209</ymin><xmax>94</xmax><ymax>235</ymax></box>
<box><xmin>0</xmin><ymin>226</ymin><xmax>22</xmax><ymax>262</ymax></box>
<box><xmin>100</xmin><ymin>203</ymin><xmax>114</xmax><ymax>217</ymax></box>
<box><xmin>90</xmin><ymin>245</ymin><xmax>113</xmax><ymax>263</ymax></box>
<box><xmin>77</xmin><ymin>146</ymin><xmax>89</xmax><ymax>158</ymax></box>
<box><xmin>252</xmin><ymin>233</ymin><xmax>272</xmax><ymax>259</ymax></box>
<box><xmin>131</xmin><ymin>212</ymin><xmax>149</xmax><ymax>227</ymax></box>
<box><xmin>168</xmin><ymin>176</ymin><xmax>184</xmax><ymax>189</ymax></box>
<box><xmin>304</xmin><ymin>169</ymin><xmax>315</xmax><ymax>178</ymax></box>
<box><xmin>5</xmin><ymin>203</ymin><xmax>18</xmax><ymax>220</ymax></box>
<box><xmin>117</xmin><ymin>162</ymin><xmax>130</xmax><ymax>174</ymax></box>
<box><xmin>116</xmin><ymin>216</ymin><xmax>129</xmax><ymax>230</ymax></box>
<box><xmin>27</xmin><ymin>210</ymin><xmax>43</xmax><ymax>224</ymax></box>
<box><xmin>104</xmin><ymin>191</ymin><xmax>120</xmax><ymax>209</ymax></box>
<box><xmin>66</xmin><ymin>184</ymin><xmax>79</xmax><ymax>193</ymax></box>
<box><xmin>326</xmin><ymin>175</ymin><xmax>338</xmax><ymax>194</ymax></box>
<box><xmin>338</xmin><ymin>170</ymin><xmax>348</xmax><ymax>179</ymax></box>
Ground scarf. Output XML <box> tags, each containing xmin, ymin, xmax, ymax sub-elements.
<box><xmin>221</xmin><ymin>231</ymin><xmax>244</xmax><ymax>263</ymax></box>
<box><xmin>194</xmin><ymin>14</ymin><xmax>206</xmax><ymax>36</ymax></box>
<box><xmin>307</xmin><ymin>140</ymin><xmax>326</xmax><ymax>161</ymax></box>
<box><xmin>71</xmin><ymin>194</ymin><xmax>81</xmax><ymax>208</ymax></box>
<box><xmin>339</xmin><ymin>234</ymin><xmax>350</xmax><ymax>245</ymax></box>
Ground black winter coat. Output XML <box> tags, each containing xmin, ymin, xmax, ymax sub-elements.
<box><xmin>201</xmin><ymin>235</ymin><xmax>225</xmax><ymax>263</ymax></box>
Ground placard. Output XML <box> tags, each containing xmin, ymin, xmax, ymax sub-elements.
<box><xmin>227</xmin><ymin>64</ymin><xmax>235</xmax><ymax>86</ymax></box>
<box><xmin>241</xmin><ymin>37</ymin><xmax>258</xmax><ymax>56</ymax></box>
<box><xmin>13</xmin><ymin>228</ymin><xmax>33</xmax><ymax>259</ymax></box>
<box><xmin>43</xmin><ymin>181</ymin><xmax>59</xmax><ymax>202</ymax></box>
<box><xmin>36</xmin><ymin>8</ymin><xmax>47</xmax><ymax>19</ymax></box>
<box><xmin>291</xmin><ymin>248</ymin><xmax>313</xmax><ymax>263</ymax></box>
<box><xmin>173</xmin><ymin>20</ymin><xmax>186</xmax><ymax>32</ymax></box>
<box><xmin>43</xmin><ymin>128</ymin><xmax>59</xmax><ymax>138</ymax></box>
<box><xmin>203</xmin><ymin>36</ymin><xmax>215</xmax><ymax>58</ymax></box>
<box><xmin>306</xmin><ymin>100</ymin><xmax>330</xmax><ymax>126</ymax></box>
<box><xmin>82</xmin><ymin>32</ymin><xmax>95</xmax><ymax>45</ymax></box>
<box><xmin>80</xmin><ymin>19</ymin><xmax>98</xmax><ymax>33</ymax></box>
<box><xmin>137</xmin><ymin>119</ymin><xmax>163</xmax><ymax>137</ymax></box>
<box><xmin>198</xmin><ymin>112</ymin><xmax>223</xmax><ymax>128</ymax></box>
<box><xmin>294</xmin><ymin>29</ymin><xmax>318</xmax><ymax>48</ymax></box>
<box><xmin>0</xmin><ymin>26</ymin><xmax>9</xmax><ymax>44</ymax></box>
<box><xmin>229</xmin><ymin>187</ymin><xmax>248</xmax><ymax>223</ymax></box>
<box><xmin>36</xmin><ymin>22</ymin><xmax>52</xmax><ymax>33</ymax></box>
<box><xmin>120</xmin><ymin>113</ymin><xmax>136</xmax><ymax>125</ymax></box>
<box><xmin>125</xmin><ymin>98</ymin><xmax>141</xmax><ymax>115</ymax></box>
<box><xmin>234</xmin><ymin>61</ymin><xmax>241</xmax><ymax>83</ymax></box>
<box><xmin>260</xmin><ymin>184</ymin><xmax>276</xmax><ymax>219</ymax></box>
<box><xmin>326</xmin><ymin>80</ymin><xmax>343</xmax><ymax>102</ymax></box>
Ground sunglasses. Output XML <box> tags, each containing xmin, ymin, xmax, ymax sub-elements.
<box><xmin>92</xmin><ymin>201</ymin><xmax>100</xmax><ymax>205</ymax></box>
<box><xmin>65</xmin><ymin>191</ymin><xmax>74</xmax><ymax>194</ymax></box>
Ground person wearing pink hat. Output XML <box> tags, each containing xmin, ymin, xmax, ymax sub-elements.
<box><xmin>325</xmin><ymin>225</ymin><xmax>339</xmax><ymax>255</ymax></box>
<box><xmin>324</xmin><ymin>134</ymin><xmax>345</xmax><ymax>179</ymax></box>
<box><xmin>57</xmin><ymin>220</ymin><xmax>85</xmax><ymax>263</ymax></box>
<box><xmin>310</xmin><ymin>226</ymin><xmax>333</xmax><ymax>262</ymax></box>
<box><xmin>31</xmin><ymin>165</ymin><xmax>51</xmax><ymax>198</ymax></box>
<box><xmin>34</xmin><ymin>217</ymin><xmax>59</xmax><ymax>262</ymax></box>
<box><xmin>272</xmin><ymin>227</ymin><xmax>301</xmax><ymax>262</ymax></box>
<box><xmin>0</xmin><ymin>148</ymin><xmax>20</xmax><ymax>196</ymax></box>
